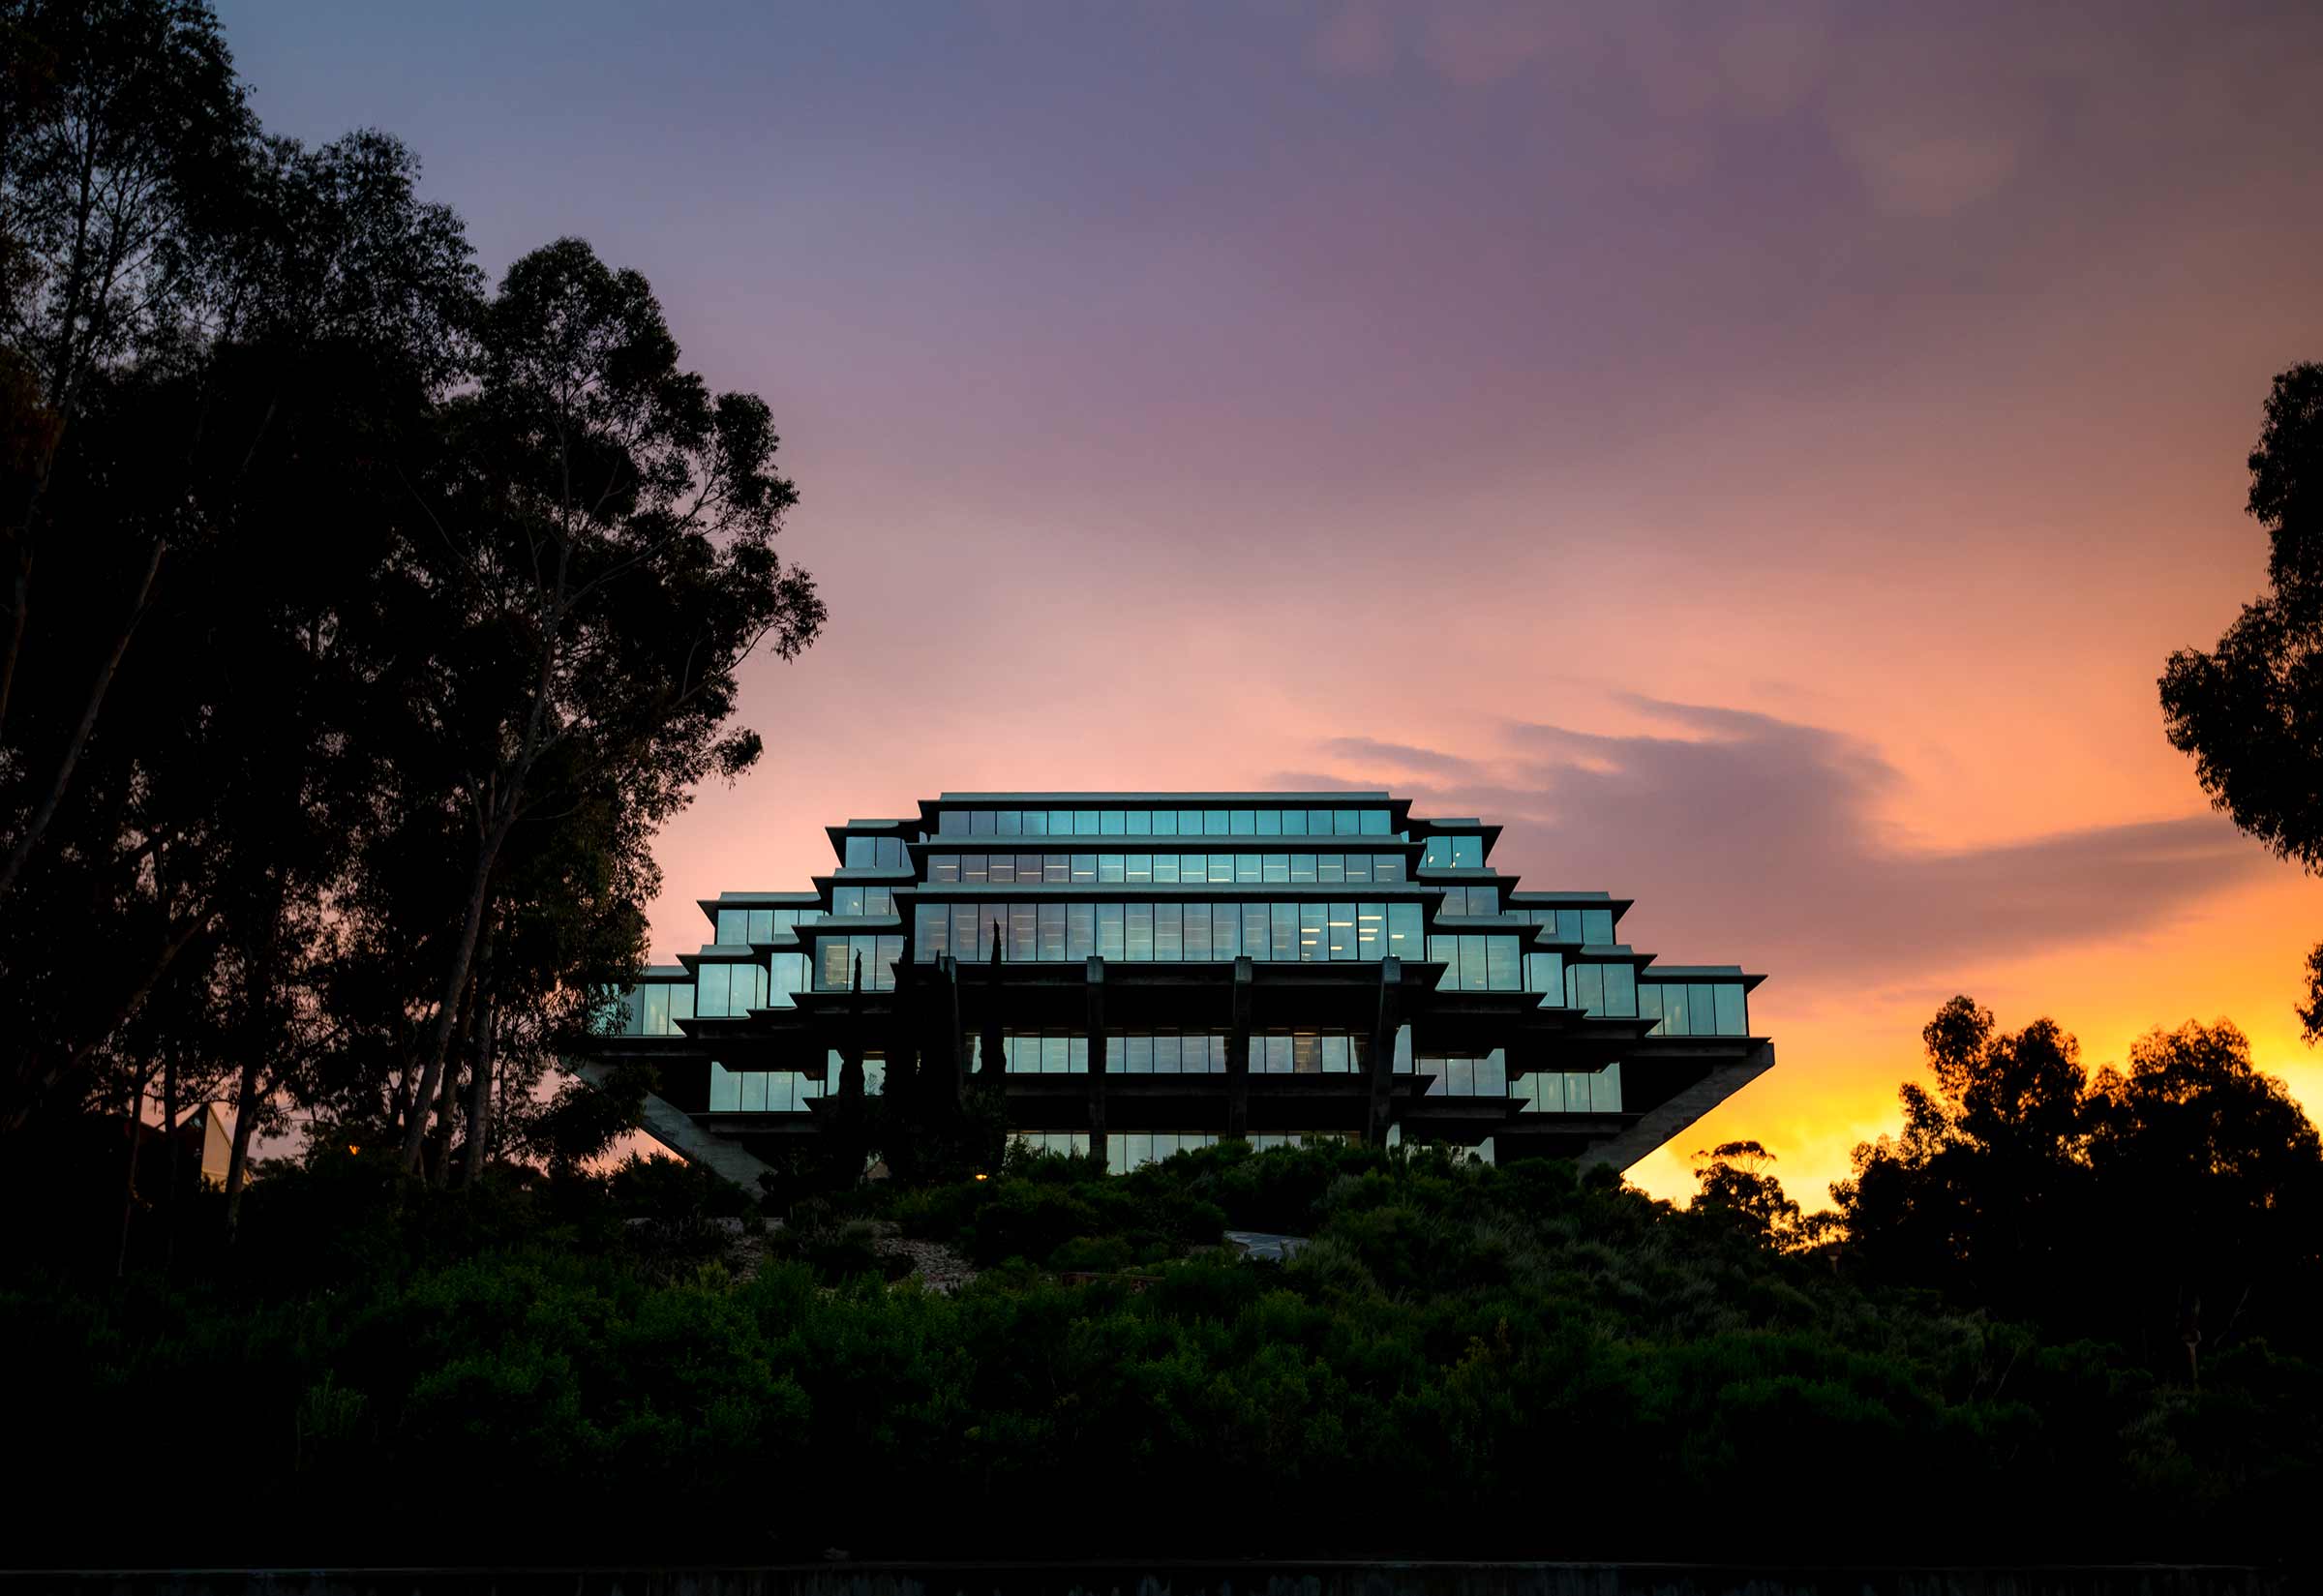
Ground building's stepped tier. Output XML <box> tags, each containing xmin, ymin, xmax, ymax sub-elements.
<box><xmin>583</xmin><ymin>792</ymin><xmax>1771</xmax><ymax>1175</ymax></box>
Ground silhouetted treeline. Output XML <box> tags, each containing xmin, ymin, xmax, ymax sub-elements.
<box><xmin>1692</xmin><ymin>1002</ymin><xmax>2323</xmax><ymax>1390</ymax></box>
<box><xmin>0</xmin><ymin>0</ymin><xmax>822</xmax><ymax>1250</ymax></box>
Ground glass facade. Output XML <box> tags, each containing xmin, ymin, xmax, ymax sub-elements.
<box><xmin>1425</xmin><ymin>933</ymin><xmax>1524</xmax><ymax>991</ymax></box>
<box><xmin>924</xmin><ymin>851</ymin><xmax>1410</xmax><ymax>886</ymax></box>
<box><xmin>1516</xmin><ymin>1063</ymin><xmax>1624</xmax><ymax>1114</ymax></box>
<box><xmin>1640</xmin><ymin>981</ymin><xmax>1749</xmax><ymax>1037</ymax></box>
<box><xmin>596</xmin><ymin>791</ymin><xmax>1765</xmax><ymax>1170</ymax></box>
<box><xmin>843</xmin><ymin>836</ymin><xmax>910</xmax><ymax>869</ymax></box>
<box><xmin>913</xmin><ymin>899</ymin><xmax>1425</xmax><ymax>963</ymax></box>
<box><xmin>937</xmin><ymin>806</ymin><xmax>1395</xmax><ymax>839</ymax></box>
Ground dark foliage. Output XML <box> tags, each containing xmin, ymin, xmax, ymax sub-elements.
<box><xmin>1835</xmin><ymin>998</ymin><xmax>2323</xmax><ymax>1384</ymax></box>
<box><xmin>0</xmin><ymin>0</ymin><xmax>822</xmax><ymax>1234</ymax></box>
<box><xmin>2160</xmin><ymin>360</ymin><xmax>2323</xmax><ymax>1034</ymax></box>
<box><xmin>10</xmin><ymin>1133</ymin><xmax>2322</xmax><ymax>1565</ymax></box>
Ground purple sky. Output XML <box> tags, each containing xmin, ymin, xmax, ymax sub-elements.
<box><xmin>221</xmin><ymin>1</ymin><xmax>2323</xmax><ymax>1201</ymax></box>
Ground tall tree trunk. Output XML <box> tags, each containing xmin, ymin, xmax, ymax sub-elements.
<box><xmin>0</xmin><ymin>542</ymin><xmax>30</xmax><ymax>735</ymax></box>
<box><xmin>399</xmin><ymin>811</ymin><xmax>512</xmax><ymax>1173</ymax></box>
<box><xmin>0</xmin><ymin>536</ymin><xmax>165</xmax><ymax>900</ymax></box>
<box><xmin>224</xmin><ymin>890</ymin><xmax>283</xmax><ymax>1243</ymax></box>
<box><xmin>425</xmin><ymin>988</ymin><xmax>473</xmax><ymax>1189</ymax></box>
<box><xmin>6</xmin><ymin>911</ymin><xmax>206</xmax><ymax>1136</ymax></box>
<box><xmin>162</xmin><ymin>1051</ymin><xmax>179</xmax><ymax>1273</ymax></box>
<box><xmin>115</xmin><ymin>1067</ymin><xmax>152</xmax><ymax>1278</ymax></box>
<box><xmin>462</xmin><ymin>928</ymin><xmax>500</xmax><ymax>1190</ymax></box>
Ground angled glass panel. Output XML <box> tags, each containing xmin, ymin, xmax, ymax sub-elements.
<box><xmin>1127</xmin><ymin>903</ymin><xmax>1154</xmax><ymax>960</ymax></box>
<box><xmin>1067</xmin><ymin>901</ymin><xmax>1095</xmax><ymax>960</ymax></box>
<box><xmin>1154</xmin><ymin>902</ymin><xmax>1183</xmax><ymax>960</ymax></box>
<box><xmin>699</xmin><ymin>961</ymin><xmax>733</xmax><ymax>1015</ymax></box>
<box><xmin>1098</xmin><ymin>902</ymin><xmax>1125</xmax><ymax>959</ymax></box>
<box><xmin>1715</xmin><ymin>983</ymin><xmax>1746</xmax><ymax>1035</ymax></box>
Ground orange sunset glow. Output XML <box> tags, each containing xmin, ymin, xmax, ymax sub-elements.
<box><xmin>224</xmin><ymin>0</ymin><xmax>2323</xmax><ymax>1205</ymax></box>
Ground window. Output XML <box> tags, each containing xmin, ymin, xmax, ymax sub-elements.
<box><xmin>1098</xmin><ymin>903</ymin><xmax>1125</xmax><ymax>959</ymax></box>
<box><xmin>1715</xmin><ymin>983</ymin><xmax>1747</xmax><ymax>1035</ymax></box>
<box><xmin>1154</xmin><ymin>902</ymin><xmax>1183</xmax><ymax>960</ymax></box>
<box><xmin>1388</xmin><ymin>903</ymin><xmax>1423</xmax><ymax>962</ymax></box>
<box><xmin>1299</xmin><ymin>903</ymin><xmax>1326</xmax><ymax>962</ymax></box>
<box><xmin>717</xmin><ymin>908</ymin><xmax>746</xmax><ymax>944</ymax></box>
<box><xmin>698</xmin><ymin>961</ymin><xmax>732</xmax><ymax>1016</ymax></box>
<box><xmin>1127</xmin><ymin>903</ymin><xmax>1153</xmax><ymax>960</ymax></box>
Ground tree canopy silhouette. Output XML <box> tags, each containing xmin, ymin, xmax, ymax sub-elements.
<box><xmin>2159</xmin><ymin>361</ymin><xmax>2323</xmax><ymax>1035</ymax></box>
<box><xmin>1836</xmin><ymin>995</ymin><xmax>2323</xmax><ymax>1377</ymax></box>
<box><xmin>0</xmin><ymin>0</ymin><xmax>824</xmax><ymax>1244</ymax></box>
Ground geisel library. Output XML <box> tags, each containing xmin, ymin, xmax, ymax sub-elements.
<box><xmin>588</xmin><ymin>792</ymin><xmax>1772</xmax><ymax>1179</ymax></box>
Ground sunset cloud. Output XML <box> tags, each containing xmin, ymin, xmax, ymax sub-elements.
<box><xmin>1290</xmin><ymin>699</ymin><xmax>2272</xmax><ymax>981</ymax></box>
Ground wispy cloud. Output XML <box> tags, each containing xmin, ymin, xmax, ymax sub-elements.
<box><xmin>1285</xmin><ymin>698</ymin><xmax>2272</xmax><ymax>980</ymax></box>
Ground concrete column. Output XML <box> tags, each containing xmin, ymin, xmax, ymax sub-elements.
<box><xmin>1085</xmin><ymin>956</ymin><xmax>1108</xmax><ymax>1173</ymax></box>
<box><xmin>979</xmin><ymin>921</ymin><xmax>1006</xmax><ymax>1080</ymax></box>
<box><xmin>1367</xmin><ymin>956</ymin><xmax>1403</xmax><ymax>1147</ymax></box>
<box><xmin>1226</xmin><ymin>955</ymin><xmax>1253</xmax><ymax>1141</ymax></box>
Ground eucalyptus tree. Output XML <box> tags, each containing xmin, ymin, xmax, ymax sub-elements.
<box><xmin>388</xmin><ymin>237</ymin><xmax>823</xmax><ymax>1174</ymax></box>
<box><xmin>2160</xmin><ymin>362</ymin><xmax>2323</xmax><ymax>1035</ymax></box>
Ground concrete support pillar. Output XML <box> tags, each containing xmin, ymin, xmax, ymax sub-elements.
<box><xmin>1226</xmin><ymin>955</ymin><xmax>1253</xmax><ymax>1141</ymax></box>
<box><xmin>1085</xmin><ymin>956</ymin><xmax>1108</xmax><ymax>1173</ymax></box>
<box><xmin>1367</xmin><ymin>956</ymin><xmax>1403</xmax><ymax>1147</ymax></box>
<box><xmin>943</xmin><ymin>952</ymin><xmax>966</xmax><ymax>1102</ymax></box>
<box><xmin>838</xmin><ymin>952</ymin><xmax>866</xmax><ymax>1101</ymax></box>
<box><xmin>979</xmin><ymin>921</ymin><xmax>1006</xmax><ymax>1081</ymax></box>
